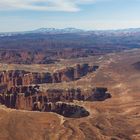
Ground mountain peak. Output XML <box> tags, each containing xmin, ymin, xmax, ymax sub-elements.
<box><xmin>33</xmin><ymin>27</ymin><xmax>84</xmax><ymax>33</ymax></box>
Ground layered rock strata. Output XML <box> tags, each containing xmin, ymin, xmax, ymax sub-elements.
<box><xmin>0</xmin><ymin>85</ymin><xmax>111</xmax><ymax>118</ymax></box>
<box><xmin>0</xmin><ymin>64</ymin><xmax>99</xmax><ymax>87</ymax></box>
<box><xmin>0</xmin><ymin>63</ymin><xmax>110</xmax><ymax>118</ymax></box>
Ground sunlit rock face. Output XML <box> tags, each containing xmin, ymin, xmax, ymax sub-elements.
<box><xmin>0</xmin><ymin>64</ymin><xmax>99</xmax><ymax>87</ymax></box>
<box><xmin>0</xmin><ymin>84</ymin><xmax>110</xmax><ymax>118</ymax></box>
<box><xmin>0</xmin><ymin>63</ymin><xmax>111</xmax><ymax>118</ymax></box>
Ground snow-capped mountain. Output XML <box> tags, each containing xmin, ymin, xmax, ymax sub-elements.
<box><xmin>1</xmin><ymin>27</ymin><xmax>140</xmax><ymax>37</ymax></box>
<box><xmin>32</xmin><ymin>27</ymin><xmax>84</xmax><ymax>33</ymax></box>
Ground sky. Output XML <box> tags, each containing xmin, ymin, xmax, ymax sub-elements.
<box><xmin>0</xmin><ymin>0</ymin><xmax>140</xmax><ymax>32</ymax></box>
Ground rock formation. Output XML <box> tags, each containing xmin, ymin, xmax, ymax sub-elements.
<box><xmin>0</xmin><ymin>63</ymin><xmax>111</xmax><ymax>118</ymax></box>
<box><xmin>0</xmin><ymin>64</ymin><xmax>99</xmax><ymax>87</ymax></box>
<box><xmin>0</xmin><ymin>84</ymin><xmax>111</xmax><ymax>118</ymax></box>
<box><xmin>35</xmin><ymin>102</ymin><xmax>89</xmax><ymax>118</ymax></box>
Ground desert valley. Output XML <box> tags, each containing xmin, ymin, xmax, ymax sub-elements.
<box><xmin>0</xmin><ymin>28</ymin><xmax>139</xmax><ymax>140</ymax></box>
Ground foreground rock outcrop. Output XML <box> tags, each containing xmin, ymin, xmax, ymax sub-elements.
<box><xmin>37</xmin><ymin>102</ymin><xmax>90</xmax><ymax>118</ymax></box>
<box><xmin>0</xmin><ymin>63</ymin><xmax>103</xmax><ymax>118</ymax></box>
<box><xmin>0</xmin><ymin>84</ymin><xmax>111</xmax><ymax>118</ymax></box>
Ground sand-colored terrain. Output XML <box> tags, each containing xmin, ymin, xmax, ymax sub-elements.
<box><xmin>0</xmin><ymin>49</ymin><xmax>140</xmax><ymax>140</ymax></box>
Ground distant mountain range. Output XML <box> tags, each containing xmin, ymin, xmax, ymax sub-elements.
<box><xmin>1</xmin><ymin>27</ymin><xmax>140</xmax><ymax>37</ymax></box>
<box><xmin>0</xmin><ymin>28</ymin><xmax>85</xmax><ymax>37</ymax></box>
<box><xmin>0</xmin><ymin>27</ymin><xmax>140</xmax><ymax>64</ymax></box>
<box><xmin>33</xmin><ymin>27</ymin><xmax>84</xmax><ymax>33</ymax></box>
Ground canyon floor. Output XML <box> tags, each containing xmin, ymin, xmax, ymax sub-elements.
<box><xmin>0</xmin><ymin>49</ymin><xmax>140</xmax><ymax>140</ymax></box>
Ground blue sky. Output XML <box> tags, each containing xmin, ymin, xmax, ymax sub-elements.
<box><xmin>0</xmin><ymin>0</ymin><xmax>140</xmax><ymax>32</ymax></box>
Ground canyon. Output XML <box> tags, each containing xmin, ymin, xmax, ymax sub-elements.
<box><xmin>0</xmin><ymin>63</ymin><xmax>111</xmax><ymax>118</ymax></box>
<box><xmin>0</xmin><ymin>85</ymin><xmax>110</xmax><ymax>117</ymax></box>
<box><xmin>0</xmin><ymin>40</ymin><xmax>140</xmax><ymax>139</ymax></box>
<box><xmin>1</xmin><ymin>28</ymin><xmax>139</xmax><ymax>64</ymax></box>
<box><xmin>0</xmin><ymin>63</ymin><xmax>99</xmax><ymax>87</ymax></box>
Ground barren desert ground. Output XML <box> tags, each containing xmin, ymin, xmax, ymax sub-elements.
<box><xmin>0</xmin><ymin>49</ymin><xmax>140</xmax><ymax>140</ymax></box>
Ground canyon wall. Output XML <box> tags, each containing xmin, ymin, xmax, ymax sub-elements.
<box><xmin>0</xmin><ymin>85</ymin><xmax>111</xmax><ymax>112</ymax></box>
<box><xmin>0</xmin><ymin>64</ymin><xmax>99</xmax><ymax>88</ymax></box>
<box><xmin>0</xmin><ymin>63</ymin><xmax>111</xmax><ymax>118</ymax></box>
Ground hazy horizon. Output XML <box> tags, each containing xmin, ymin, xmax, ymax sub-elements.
<box><xmin>1</xmin><ymin>26</ymin><xmax>140</xmax><ymax>34</ymax></box>
<box><xmin>0</xmin><ymin>0</ymin><xmax>140</xmax><ymax>32</ymax></box>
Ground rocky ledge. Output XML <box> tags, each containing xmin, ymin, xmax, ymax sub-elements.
<box><xmin>0</xmin><ymin>63</ymin><xmax>99</xmax><ymax>87</ymax></box>
<box><xmin>0</xmin><ymin>85</ymin><xmax>111</xmax><ymax>118</ymax></box>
